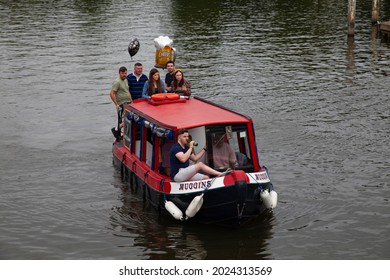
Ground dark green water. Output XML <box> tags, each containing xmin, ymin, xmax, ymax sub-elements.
<box><xmin>1</xmin><ymin>0</ymin><xmax>389</xmax><ymax>259</ymax></box>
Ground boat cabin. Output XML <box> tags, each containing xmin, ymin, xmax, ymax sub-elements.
<box><xmin>120</xmin><ymin>96</ymin><xmax>261</xmax><ymax>179</ymax></box>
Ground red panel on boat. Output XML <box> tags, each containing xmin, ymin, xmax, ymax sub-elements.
<box><xmin>128</xmin><ymin>98</ymin><xmax>250</xmax><ymax>129</ymax></box>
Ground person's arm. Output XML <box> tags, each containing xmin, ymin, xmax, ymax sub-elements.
<box><xmin>190</xmin><ymin>145</ymin><xmax>207</xmax><ymax>162</ymax></box>
<box><xmin>175</xmin><ymin>142</ymin><xmax>197</xmax><ymax>163</ymax></box>
<box><xmin>228</xmin><ymin>145</ymin><xmax>238</xmax><ymax>167</ymax></box>
<box><xmin>182</xmin><ymin>80</ymin><xmax>191</xmax><ymax>96</ymax></box>
<box><xmin>161</xmin><ymin>80</ymin><xmax>166</xmax><ymax>93</ymax></box>
<box><xmin>110</xmin><ymin>89</ymin><xmax>120</xmax><ymax>109</ymax></box>
<box><xmin>175</xmin><ymin>148</ymin><xmax>192</xmax><ymax>163</ymax></box>
<box><xmin>141</xmin><ymin>81</ymin><xmax>149</xmax><ymax>98</ymax></box>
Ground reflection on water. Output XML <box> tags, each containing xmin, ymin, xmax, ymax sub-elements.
<box><xmin>346</xmin><ymin>37</ymin><xmax>356</xmax><ymax>82</ymax></box>
<box><xmin>109</xmin><ymin>183</ymin><xmax>275</xmax><ymax>260</ymax></box>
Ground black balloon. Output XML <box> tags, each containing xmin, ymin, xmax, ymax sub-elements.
<box><xmin>128</xmin><ymin>38</ymin><xmax>140</xmax><ymax>58</ymax></box>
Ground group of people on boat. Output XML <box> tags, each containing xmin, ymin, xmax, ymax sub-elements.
<box><xmin>109</xmin><ymin>62</ymin><xmax>236</xmax><ymax>182</ymax></box>
<box><xmin>109</xmin><ymin>60</ymin><xmax>191</xmax><ymax>135</ymax></box>
<box><xmin>109</xmin><ymin>61</ymin><xmax>190</xmax><ymax>110</ymax></box>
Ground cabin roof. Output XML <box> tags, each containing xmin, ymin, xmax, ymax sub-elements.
<box><xmin>126</xmin><ymin>97</ymin><xmax>251</xmax><ymax>129</ymax></box>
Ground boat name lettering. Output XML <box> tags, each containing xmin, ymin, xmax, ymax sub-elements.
<box><xmin>255</xmin><ymin>173</ymin><xmax>268</xmax><ymax>180</ymax></box>
<box><xmin>179</xmin><ymin>180</ymin><xmax>212</xmax><ymax>191</ymax></box>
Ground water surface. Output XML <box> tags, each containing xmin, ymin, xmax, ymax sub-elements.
<box><xmin>1</xmin><ymin>0</ymin><xmax>389</xmax><ymax>259</ymax></box>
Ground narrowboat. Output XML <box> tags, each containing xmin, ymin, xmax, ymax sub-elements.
<box><xmin>112</xmin><ymin>94</ymin><xmax>277</xmax><ymax>227</ymax></box>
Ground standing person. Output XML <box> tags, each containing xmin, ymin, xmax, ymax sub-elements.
<box><xmin>109</xmin><ymin>66</ymin><xmax>132</xmax><ymax>140</ymax></box>
<box><xmin>164</xmin><ymin>60</ymin><xmax>175</xmax><ymax>92</ymax></box>
<box><xmin>126</xmin><ymin>62</ymin><xmax>148</xmax><ymax>100</ymax></box>
<box><xmin>172</xmin><ymin>69</ymin><xmax>191</xmax><ymax>96</ymax></box>
<box><xmin>169</xmin><ymin>129</ymin><xmax>223</xmax><ymax>182</ymax></box>
<box><xmin>142</xmin><ymin>68</ymin><xmax>166</xmax><ymax>97</ymax></box>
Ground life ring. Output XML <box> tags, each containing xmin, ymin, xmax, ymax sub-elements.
<box><xmin>151</xmin><ymin>94</ymin><xmax>165</xmax><ymax>101</ymax></box>
<box><xmin>166</xmin><ymin>93</ymin><xmax>180</xmax><ymax>100</ymax></box>
<box><xmin>151</xmin><ymin>93</ymin><xmax>180</xmax><ymax>101</ymax></box>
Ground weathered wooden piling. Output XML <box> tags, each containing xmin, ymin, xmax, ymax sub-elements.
<box><xmin>348</xmin><ymin>0</ymin><xmax>356</xmax><ymax>37</ymax></box>
<box><xmin>371</xmin><ymin>0</ymin><xmax>380</xmax><ymax>24</ymax></box>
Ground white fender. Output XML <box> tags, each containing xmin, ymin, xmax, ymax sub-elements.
<box><xmin>185</xmin><ymin>194</ymin><xmax>204</xmax><ymax>218</ymax></box>
<box><xmin>260</xmin><ymin>190</ymin><xmax>273</xmax><ymax>209</ymax></box>
<box><xmin>269</xmin><ymin>190</ymin><xmax>278</xmax><ymax>209</ymax></box>
<box><xmin>165</xmin><ymin>201</ymin><xmax>183</xmax><ymax>220</ymax></box>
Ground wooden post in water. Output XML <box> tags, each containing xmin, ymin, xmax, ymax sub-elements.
<box><xmin>371</xmin><ymin>0</ymin><xmax>380</xmax><ymax>24</ymax></box>
<box><xmin>348</xmin><ymin>0</ymin><xmax>356</xmax><ymax>37</ymax></box>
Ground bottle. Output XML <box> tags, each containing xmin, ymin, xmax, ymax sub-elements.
<box><xmin>187</xmin><ymin>139</ymin><xmax>198</xmax><ymax>146</ymax></box>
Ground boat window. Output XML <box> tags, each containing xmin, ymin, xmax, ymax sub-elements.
<box><xmin>187</xmin><ymin>126</ymin><xmax>207</xmax><ymax>164</ymax></box>
<box><xmin>205</xmin><ymin>125</ymin><xmax>254</xmax><ymax>172</ymax></box>
<box><xmin>123</xmin><ymin>113</ymin><xmax>131</xmax><ymax>148</ymax></box>
<box><xmin>126</xmin><ymin>113</ymin><xmax>160</xmax><ymax>166</ymax></box>
<box><xmin>133</xmin><ymin>122</ymin><xmax>142</xmax><ymax>158</ymax></box>
<box><xmin>145</xmin><ymin>126</ymin><xmax>153</xmax><ymax>166</ymax></box>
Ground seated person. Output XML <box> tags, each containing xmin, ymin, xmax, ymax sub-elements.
<box><xmin>211</xmin><ymin>133</ymin><xmax>238</xmax><ymax>169</ymax></box>
<box><xmin>235</xmin><ymin>152</ymin><xmax>248</xmax><ymax>166</ymax></box>
<box><xmin>171</xmin><ymin>69</ymin><xmax>191</xmax><ymax>96</ymax></box>
<box><xmin>142</xmin><ymin>68</ymin><xmax>166</xmax><ymax>97</ymax></box>
<box><xmin>170</xmin><ymin>129</ymin><xmax>222</xmax><ymax>182</ymax></box>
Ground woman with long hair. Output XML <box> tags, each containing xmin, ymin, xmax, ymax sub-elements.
<box><xmin>172</xmin><ymin>69</ymin><xmax>191</xmax><ymax>96</ymax></box>
<box><xmin>142</xmin><ymin>68</ymin><xmax>166</xmax><ymax>97</ymax></box>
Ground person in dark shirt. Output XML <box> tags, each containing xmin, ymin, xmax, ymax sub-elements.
<box><xmin>126</xmin><ymin>62</ymin><xmax>148</xmax><ymax>100</ymax></box>
<box><xmin>169</xmin><ymin>129</ymin><xmax>222</xmax><ymax>182</ymax></box>
<box><xmin>164</xmin><ymin>60</ymin><xmax>175</xmax><ymax>92</ymax></box>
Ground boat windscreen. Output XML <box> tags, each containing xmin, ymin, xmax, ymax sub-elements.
<box><xmin>205</xmin><ymin>124</ymin><xmax>254</xmax><ymax>171</ymax></box>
